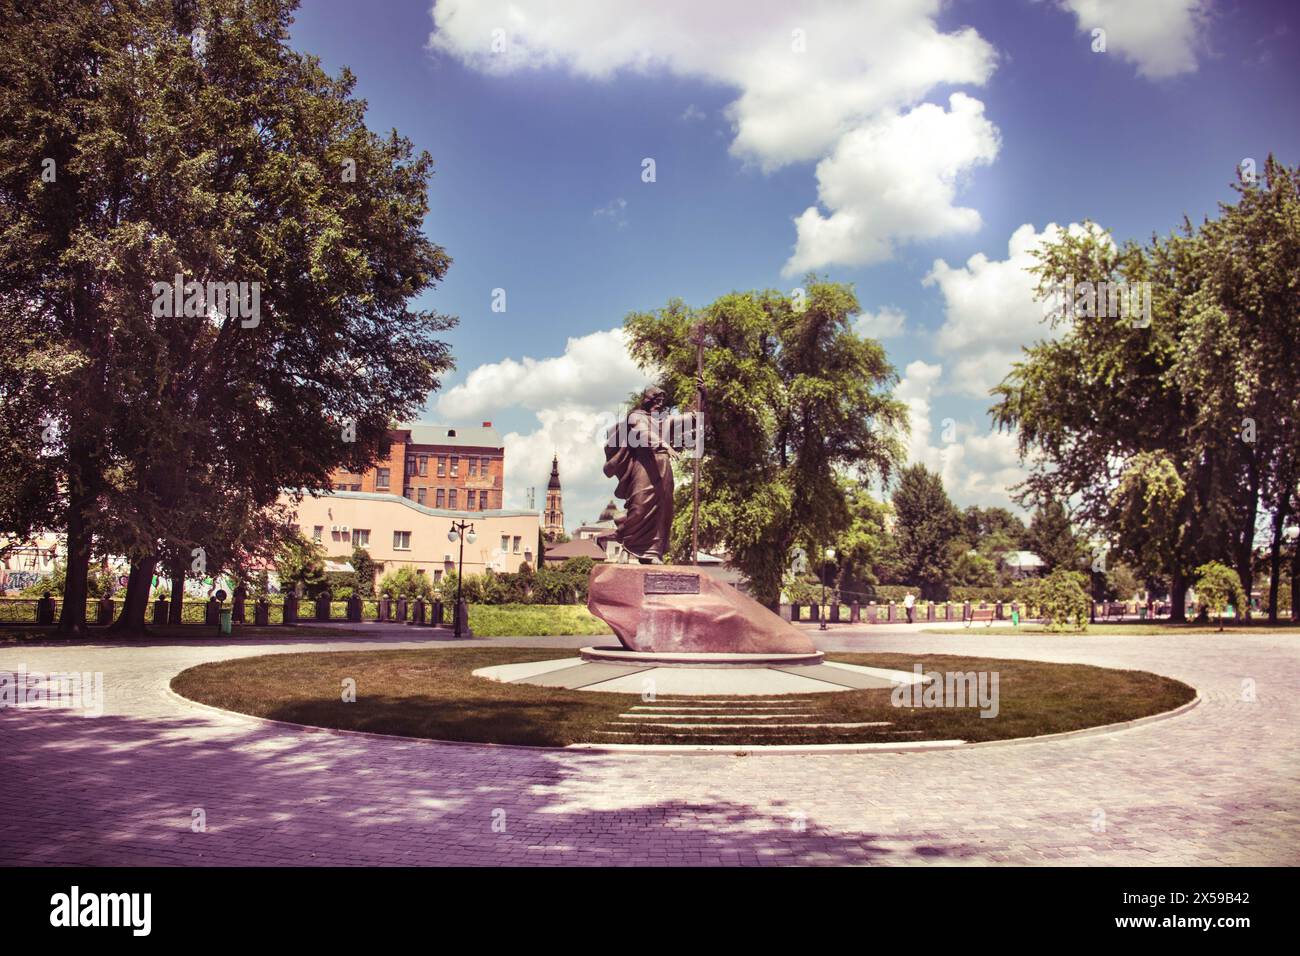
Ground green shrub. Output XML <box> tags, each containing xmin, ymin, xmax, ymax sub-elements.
<box><xmin>378</xmin><ymin>566</ymin><xmax>435</xmax><ymax>601</ymax></box>
<box><xmin>949</xmin><ymin>583</ymin><xmax>1037</xmax><ymax>604</ymax></box>
<box><xmin>1194</xmin><ymin>561</ymin><xmax>1245</xmax><ymax>630</ymax></box>
<box><xmin>276</xmin><ymin>534</ymin><xmax>327</xmax><ymax>595</ymax></box>
<box><xmin>350</xmin><ymin>547</ymin><xmax>376</xmax><ymax>598</ymax></box>
<box><xmin>1027</xmin><ymin>569</ymin><xmax>1091</xmax><ymax>632</ymax></box>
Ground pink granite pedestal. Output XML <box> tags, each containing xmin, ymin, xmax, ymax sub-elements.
<box><xmin>587</xmin><ymin>564</ymin><xmax>817</xmax><ymax>656</ymax></box>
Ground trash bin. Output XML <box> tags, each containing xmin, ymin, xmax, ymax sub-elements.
<box><xmin>218</xmin><ymin>608</ymin><xmax>232</xmax><ymax>636</ymax></box>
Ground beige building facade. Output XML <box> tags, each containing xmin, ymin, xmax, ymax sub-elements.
<box><xmin>289</xmin><ymin>490</ymin><xmax>541</xmax><ymax>586</ymax></box>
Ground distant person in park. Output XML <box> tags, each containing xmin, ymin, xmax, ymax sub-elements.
<box><xmin>904</xmin><ymin>591</ymin><xmax>915</xmax><ymax>624</ymax></box>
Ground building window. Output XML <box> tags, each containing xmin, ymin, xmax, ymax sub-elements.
<box><xmin>404</xmin><ymin>487</ymin><xmax>413</xmax><ymax>500</ymax></box>
<box><xmin>437</xmin><ymin>456</ymin><xmax>446</xmax><ymax>477</ymax></box>
<box><xmin>406</xmin><ymin>457</ymin><xmax>417</xmax><ymax>476</ymax></box>
<box><xmin>479</xmin><ymin>490</ymin><xmax>489</xmax><ymax>510</ymax></box>
<box><xmin>434</xmin><ymin>569</ymin><xmax>443</xmax><ymax>582</ymax></box>
<box><xmin>419</xmin><ymin>456</ymin><xmax>428</xmax><ymax>476</ymax></box>
<box><xmin>468</xmin><ymin>458</ymin><xmax>477</xmax><ymax>477</ymax></box>
<box><xmin>466</xmin><ymin>493</ymin><xmax>475</xmax><ymax>511</ymax></box>
<box><xmin>417</xmin><ymin>488</ymin><xmax>426</xmax><ymax>505</ymax></box>
<box><xmin>436</xmin><ymin>488</ymin><xmax>445</xmax><ymax>508</ymax></box>
<box><xmin>393</xmin><ymin>531</ymin><xmax>411</xmax><ymax>550</ymax></box>
<box><xmin>449</xmin><ymin>489</ymin><xmax>458</xmax><ymax>509</ymax></box>
<box><xmin>481</xmin><ymin>457</ymin><xmax>490</xmax><ymax>476</ymax></box>
<box><xmin>501</xmin><ymin>535</ymin><xmax>509</xmax><ymax>552</ymax></box>
<box><xmin>513</xmin><ymin>536</ymin><xmax>521</xmax><ymax>553</ymax></box>
<box><xmin>450</xmin><ymin>456</ymin><xmax>459</xmax><ymax>477</ymax></box>
<box><xmin>351</xmin><ymin>529</ymin><xmax>370</xmax><ymax>547</ymax></box>
<box><xmin>376</xmin><ymin>468</ymin><xmax>390</xmax><ymax>490</ymax></box>
<box><xmin>312</xmin><ymin>525</ymin><xmax>323</xmax><ymax>543</ymax></box>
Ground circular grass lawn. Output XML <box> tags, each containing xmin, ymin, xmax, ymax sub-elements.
<box><xmin>171</xmin><ymin>647</ymin><xmax>1196</xmax><ymax>748</ymax></box>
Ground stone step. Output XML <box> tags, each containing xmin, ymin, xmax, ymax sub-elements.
<box><xmin>617</xmin><ymin>712</ymin><xmax>815</xmax><ymax>721</ymax></box>
<box><xmin>628</xmin><ymin>704</ymin><xmax>807</xmax><ymax>711</ymax></box>
<box><xmin>591</xmin><ymin>727</ymin><xmax>898</xmax><ymax>739</ymax></box>
<box><xmin>604</xmin><ymin>720</ymin><xmax>893</xmax><ymax>730</ymax></box>
<box><xmin>651</xmin><ymin>698</ymin><xmax>812</xmax><ymax>704</ymax></box>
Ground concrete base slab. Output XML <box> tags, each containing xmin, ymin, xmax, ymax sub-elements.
<box><xmin>580</xmin><ymin>645</ymin><xmax>825</xmax><ymax>667</ymax></box>
<box><xmin>474</xmin><ymin>656</ymin><xmax>933</xmax><ymax>695</ymax></box>
<box><xmin>471</xmin><ymin>657</ymin><xmax>583</xmax><ymax>683</ymax></box>
<box><xmin>510</xmin><ymin>661</ymin><xmax>653</xmax><ymax>689</ymax></box>
<box><xmin>822</xmin><ymin>660</ymin><xmax>929</xmax><ymax>685</ymax></box>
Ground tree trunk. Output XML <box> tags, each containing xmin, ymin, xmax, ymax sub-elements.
<box><xmin>169</xmin><ymin>552</ymin><xmax>185</xmax><ymax>624</ymax></box>
<box><xmin>56</xmin><ymin>484</ymin><xmax>92</xmax><ymax>635</ymax></box>
<box><xmin>1170</xmin><ymin>569</ymin><xmax>1189</xmax><ymax>623</ymax></box>
<box><xmin>1267</xmin><ymin>503</ymin><xmax>1287</xmax><ymax>624</ymax></box>
<box><xmin>110</xmin><ymin>556</ymin><xmax>157</xmax><ymax>634</ymax></box>
<box><xmin>1292</xmin><ymin>529</ymin><xmax>1300</xmax><ymax>624</ymax></box>
<box><xmin>1235</xmin><ymin>461</ymin><xmax>1260</xmax><ymax>621</ymax></box>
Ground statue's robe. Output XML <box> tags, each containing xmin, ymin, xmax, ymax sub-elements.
<box><xmin>604</xmin><ymin>409</ymin><xmax>680</xmax><ymax>562</ymax></box>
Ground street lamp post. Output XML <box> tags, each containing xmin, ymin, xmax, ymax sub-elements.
<box><xmin>447</xmin><ymin>520</ymin><xmax>476</xmax><ymax>638</ymax></box>
<box><xmin>820</xmin><ymin>547</ymin><xmax>836</xmax><ymax>631</ymax></box>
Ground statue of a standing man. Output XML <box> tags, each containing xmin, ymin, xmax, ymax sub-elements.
<box><xmin>603</xmin><ymin>385</ymin><xmax>699</xmax><ymax>564</ymax></box>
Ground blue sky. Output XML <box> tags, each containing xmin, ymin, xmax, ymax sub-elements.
<box><xmin>289</xmin><ymin>0</ymin><xmax>1299</xmax><ymax>527</ymax></box>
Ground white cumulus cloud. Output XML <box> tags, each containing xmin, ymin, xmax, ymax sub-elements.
<box><xmin>895</xmin><ymin>359</ymin><xmax>1030</xmax><ymax>511</ymax></box>
<box><xmin>429</xmin><ymin>0</ymin><xmax>999</xmax><ymax>271</ymax></box>
<box><xmin>785</xmin><ymin>93</ymin><xmax>1000</xmax><ymax>274</ymax></box>
<box><xmin>1056</xmin><ymin>0</ymin><xmax>1209</xmax><ymax>78</ymax></box>
<box><xmin>924</xmin><ymin>221</ymin><xmax>1110</xmax><ymax>398</ymax></box>
<box><xmin>435</xmin><ymin>328</ymin><xmax>650</xmax><ymax>420</ymax></box>
<box><xmin>853</xmin><ymin>305</ymin><xmax>907</xmax><ymax>340</ymax></box>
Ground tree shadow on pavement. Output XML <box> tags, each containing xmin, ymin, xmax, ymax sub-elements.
<box><xmin>0</xmin><ymin>707</ymin><xmax>988</xmax><ymax>866</ymax></box>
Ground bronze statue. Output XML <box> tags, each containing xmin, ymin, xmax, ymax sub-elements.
<box><xmin>603</xmin><ymin>385</ymin><xmax>698</xmax><ymax>564</ymax></box>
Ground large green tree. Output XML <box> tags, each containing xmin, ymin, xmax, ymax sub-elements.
<box><xmin>828</xmin><ymin>481</ymin><xmax>893</xmax><ymax>600</ymax></box>
<box><xmin>623</xmin><ymin>279</ymin><xmax>907</xmax><ymax>604</ymax></box>
<box><xmin>1022</xmin><ymin>499</ymin><xmax>1083</xmax><ymax>574</ymax></box>
<box><xmin>0</xmin><ymin>0</ymin><xmax>456</xmax><ymax>632</ymax></box>
<box><xmin>1194</xmin><ymin>158</ymin><xmax>1300</xmax><ymax>621</ymax></box>
<box><xmin>889</xmin><ymin>464</ymin><xmax>961</xmax><ymax>599</ymax></box>
<box><xmin>996</xmin><ymin>163</ymin><xmax>1300</xmax><ymax>622</ymax></box>
<box><xmin>994</xmin><ymin>209</ymin><xmax>1257</xmax><ymax>620</ymax></box>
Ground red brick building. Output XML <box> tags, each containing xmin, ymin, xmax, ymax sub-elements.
<box><xmin>330</xmin><ymin>422</ymin><xmax>505</xmax><ymax>512</ymax></box>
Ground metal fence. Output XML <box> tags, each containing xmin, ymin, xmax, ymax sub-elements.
<box><xmin>0</xmin><ymin>595</ymin><xmax>458</xmax><ymax>628</ymax></box>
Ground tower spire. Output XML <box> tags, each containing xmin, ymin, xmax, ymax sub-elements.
<box><xmin>544</xmin><ymin>455</ymin><xmax>564</xmax><ymax>540</ymax></box>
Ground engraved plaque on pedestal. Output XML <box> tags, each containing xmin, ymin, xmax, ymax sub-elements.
<box><xmin>643</xmin><ymin>571</ymin><xmax>701</xmax><ymax>595</ymax></box>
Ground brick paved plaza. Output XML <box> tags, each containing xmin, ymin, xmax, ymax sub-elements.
<box><xmin>1</xmin><ymin>628</ymin><xmax>1296</xmax><ymax>866</ymax></box>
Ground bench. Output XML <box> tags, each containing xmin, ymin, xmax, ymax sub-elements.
<box><xmin>965</xmin><ymin>607</ymin><xmax>996</xmax><ymax>627</ymax></box>
<box><xmin>1103</xmin><ymin>602</ymin><xmax>1128</xmax><ymax>621</ymax></box>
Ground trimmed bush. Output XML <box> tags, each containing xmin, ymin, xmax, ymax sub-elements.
<box><xmin>1194</xmin><ymin>561</ymin><xmax>1246</xmax><ymax>630</ymax></box>
<box><xmin>1027</xmin><ymin>569</ymin><xmax>1091</xmax><ymax>632</ymax></box>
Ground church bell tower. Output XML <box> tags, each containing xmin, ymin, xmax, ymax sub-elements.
<box><xmin>544</xmin><ymin>454</ymin><xmax>565</xmax><ymax>540</ymax></box>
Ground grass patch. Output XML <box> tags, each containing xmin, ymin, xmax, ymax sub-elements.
<box><xmin>171</xmin><ymin>648</ymin><xmax>1195</xmax><ymax>747</ymax></box>
<box><xmin>932</xmin><ymin>621</ymin><xmax>1300</xmax><ymax>637</ymax></box>
<box><xmin>466</xmin><ymin>604</ymin><xmax>611</xmax><ymax>638</ymax></box>
<box><xmin>0</xmin><ymin>623</ymin><xmax>355</xmax><ymax>645</ymax></box>
<box><xmin>0</xmin><ymin>603</ymin><xmax>611</xmax><ymax>645</ymax></box>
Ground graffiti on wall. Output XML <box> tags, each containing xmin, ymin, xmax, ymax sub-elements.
<box><xmin>1</xmin><ymin>570</ymin><xmax>47</xmax><ymax>592</ymax></box>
